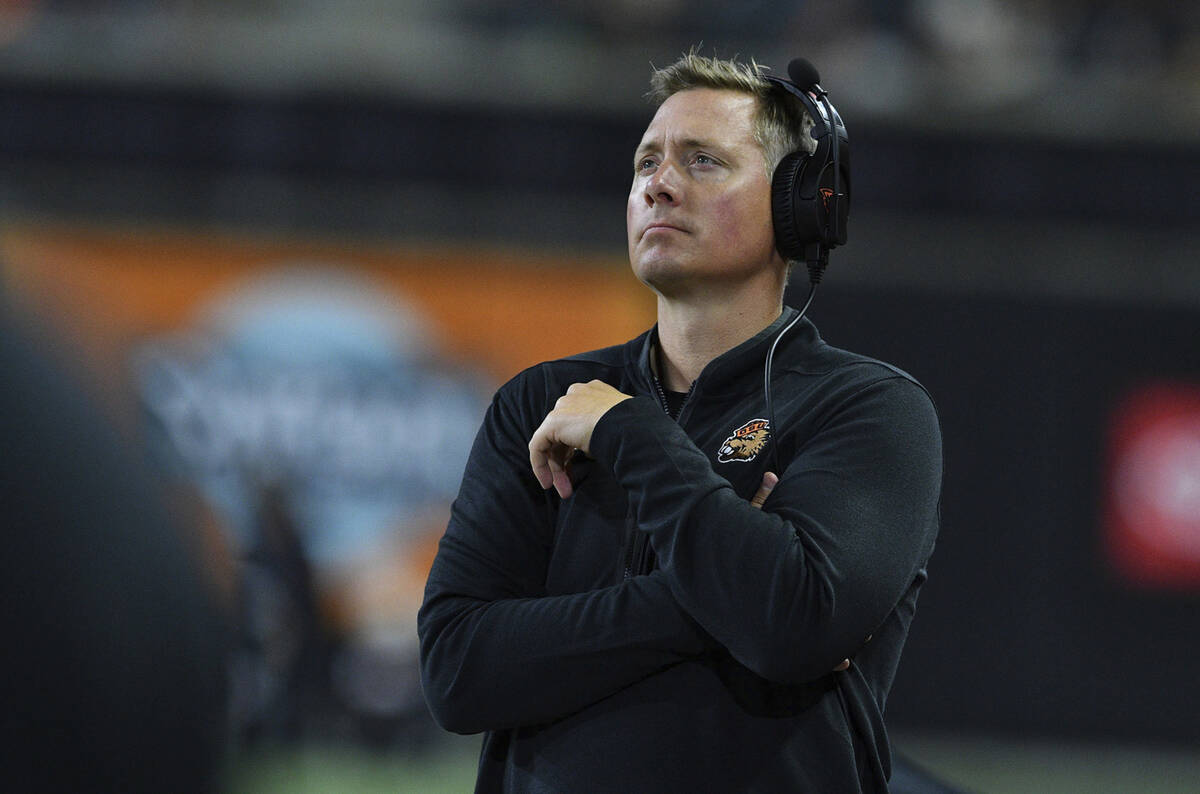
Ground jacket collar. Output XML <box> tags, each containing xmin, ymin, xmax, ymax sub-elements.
<box><xmin>630</xmin><ymin>306</ymin><xmax>821</xmax><ymax>400</ymax></box>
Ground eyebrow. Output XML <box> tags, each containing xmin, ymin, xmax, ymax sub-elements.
<box><xmin>634</xmin><ymin>137</ymin><xmax>722</xmax><ymax>161</ymax></box>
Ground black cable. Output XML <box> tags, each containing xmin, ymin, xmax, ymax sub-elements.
<box><xmin>765</xmin><ymin>280</ymin><xmax>817</xmax><ymax>475</ymax></box>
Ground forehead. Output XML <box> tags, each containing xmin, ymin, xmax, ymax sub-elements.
<box><xmin>638</xmin><ymin>88</ymin><xmax>760</xmax><ymax>151</ymax></box>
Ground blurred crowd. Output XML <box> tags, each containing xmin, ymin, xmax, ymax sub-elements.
<box><xmin>462</xmin><ymin>0</ymin><xmax>1198</xmax><ymax>72</ymax></box>
<box><xmin>1</xmin><ymin>0</ymin><xmax>1197</xmax><ymax>136</ymax></box>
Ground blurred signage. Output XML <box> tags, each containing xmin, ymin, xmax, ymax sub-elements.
<box><xmin>1105</xmin><ymin>383</ymin><xmax>1200</xmax><ymax>589</ymax></box>
<box><xmin>133</xmin><ymin>265</ymin><xmax>487</xmax><ymax>565</ymax></box>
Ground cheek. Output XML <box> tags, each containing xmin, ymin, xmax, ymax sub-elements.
<box><xmin>712</xmin><ymin>190</ymin><xmax>774</xmax><ymax>250</ymax></box>
<box><xmin>625</xmin><ymin>198</ymin><xmax>639</xmax><ymax>255</ymax></box>
<box><xmin>626</xmin><ymin>186</ymin><xmax>643</xmax><ymax>232</ymax></box>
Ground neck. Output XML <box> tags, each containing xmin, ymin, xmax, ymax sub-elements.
<box><xmin>654</xmin><ymin>287</ymin><xmax>783</xmax><ymax>392</ymax></box>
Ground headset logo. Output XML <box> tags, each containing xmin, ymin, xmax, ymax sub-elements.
<box><xmin>819</xmin><ymin>187</ymin><xmax>834</xmax><ymax>211</ymax></box>
<box><xmin>717</xmin><ymin>419</ymin><xmax>771</xmax><ymax>463</ymax></box>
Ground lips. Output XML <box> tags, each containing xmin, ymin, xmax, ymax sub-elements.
<box><xmin>641</xmin><ymin>222</ymin><xmax>687</xmax><ymax>239</ymax></box>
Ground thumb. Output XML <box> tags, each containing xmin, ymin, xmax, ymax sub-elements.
<box><xmin>749</xmin><ymin>471</ymin><xmax>779</xmax><ymax>510</ymax></box>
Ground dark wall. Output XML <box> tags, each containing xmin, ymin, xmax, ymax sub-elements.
<box><xmin>795</xmin><ymin>283</ymin><xmax>1200</xmax><ymax>745</ymax></box>
<box><xmin>3</xmin><ymin>79</ymin><xmax>1199</xmax><ymax>232</ymax></box>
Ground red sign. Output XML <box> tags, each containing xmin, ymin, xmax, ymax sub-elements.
<box><xmin>1105</xmin><ymin>383</ymin><xmax>1200</xmax><ymax>588</ymax></box>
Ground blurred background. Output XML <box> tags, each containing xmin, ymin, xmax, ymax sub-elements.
<box><xmin>1</xmin><ymin>1</ymin><xmax>1197</xmax><ymax>792</ymax></box>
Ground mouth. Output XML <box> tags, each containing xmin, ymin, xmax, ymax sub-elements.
<box><xmin>641</xmin><ymin>222</ymin><xmax>687</xmax><ymax>239</ymax></box>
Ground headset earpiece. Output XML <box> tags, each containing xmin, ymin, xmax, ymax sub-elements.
<box><xmin>770</xmin><ymin>150</ymin><xmax>809</xmax><ymax>262</ymax></box>
<box><xmin>763</xmin><ymin>59</ymin><xmax>851</xmax><ymax>472</ymax></box>
<box><xmin>771</xmin><ymin>133</ymin><xmax>842</xmax><ymax>261</ymax></box>
<box><xmin>764</xmin><ymin>59</ymin><xmax>850</xmax><ymax>281</ymax></box>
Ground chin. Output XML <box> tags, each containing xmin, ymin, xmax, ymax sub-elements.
<box><xmin>631</xmin><ymin>256</ymin><xmax>689</xmax><ymax>293</ymax></box>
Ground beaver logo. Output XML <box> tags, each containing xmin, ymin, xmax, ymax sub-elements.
<box><xmin>717</xmin><ymin>418</ymin><xmax>771</xmax><ymax>463</ymax></box>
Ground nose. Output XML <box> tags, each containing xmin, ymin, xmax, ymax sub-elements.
<box><xmin>642</xmin><ymin>163</ymin><xmax>679</xmax><ymax>207</ymax></box>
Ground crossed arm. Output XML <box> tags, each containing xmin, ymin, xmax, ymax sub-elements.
<box><xmin>420</xmin><ymin>376</ymin><xmax>937</xmax><ymax>732</ymax></box>
<box><xmin>419</xmin><ymin>384</ymin><xmax>709</xmax><ymax>733</ymax></box>
<box><xmin>525</xmin><ymin>380</ymin><xmax>854</xmax><ymax>671</ymax></box>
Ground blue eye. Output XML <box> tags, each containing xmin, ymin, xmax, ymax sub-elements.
<box><xmin>636</xmin><ymin>158</ymin><xmax>658</xmax><ymax>173</ymax></box>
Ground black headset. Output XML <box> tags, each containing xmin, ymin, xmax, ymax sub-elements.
<box><xmin>764</xmin><ymin>58</ymin><xmax>850</xmax><ymax>285</ymax></box>
<box><xmin>762</xmin><ymin>58</ymin><xmax>851</xmax><ymax>474</ymax></box>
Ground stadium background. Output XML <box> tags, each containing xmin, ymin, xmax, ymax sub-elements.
<box><xmin>2</xmin><ymin>2</ymin><xmax>1198</xmax><ymax>791</ymax></box>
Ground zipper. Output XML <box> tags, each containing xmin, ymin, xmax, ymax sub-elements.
<box><xmin>622</xmin><ymin>504</ymin><xmax>658</xmax><ymax>580</ymax></box>
<box><xmin>651</xmin><ymin>369</ymin><xmax>695</xmax><ymax>420</ymax></box>
<box><xmin>623</xmin><ymin>505</ymin><xmax>640</xmax><ymax>581</ymax></box>
<box><xmin>623</xmin><ymin>526</ymin><xmax>655</xmax><ymax>581</ymax></box>
<box><xmin>622</xmin><ymin>536</ymin><xmax>637</xmax><ymax>581</ymax></box>
<box><xmin>625</xmin><ymin>368</ymin><xmax>689</xmax><ymax>581</ymax></box>
<box><xmin>652</xmin><ymin>371</ymin><xmax>671</xmax><ymax>414</ymax></box>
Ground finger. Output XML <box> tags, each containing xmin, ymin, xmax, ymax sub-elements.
<box><xmin>530</xmin><ymin>421</ymin><xmax>568</xmax><ymax>492</ymax></box>
<box><xmin>749</xmin><ymin>471</ymin><xmax>779</xmax><ymax>509</ymax></box>
<box><xmin>543</xmin><ymin>440</ymin><xmax>574</xmax><ymax>499</ymax></box>
<box><xmin>529</xmin><ymin>429</ymin><xmax>555</xmax><ymax>491</ymax></box>
<box><xmin>537</xmin><ymin>436</ymin><xmax>573</xmax><ymax>498</ymax></box>
<box><xmin>552</xmin><ymin>468</ymin><xmax>574</xmax><ymax>500</ymax></box>
<box><xmin>833</xmin><ymin>659</ymin><xmax>850</xmax><ymax>672</ymax></box>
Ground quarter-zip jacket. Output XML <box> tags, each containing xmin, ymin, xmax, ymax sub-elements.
<box><xmin>419</xmin><ymin>308</ymin><xmax>943</xmax><ymax>793</ymax></box>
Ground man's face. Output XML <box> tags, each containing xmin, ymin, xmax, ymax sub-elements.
<box><xmin>627</xmin><ymin>88</ymin><xmax>781</xmax><ymax>296</ymax></box>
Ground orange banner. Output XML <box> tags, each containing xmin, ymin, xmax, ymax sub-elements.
<box><xmin>1</xmin><ymin>221</ymin><xmax>654</xmax><ymax>398</ymax></box>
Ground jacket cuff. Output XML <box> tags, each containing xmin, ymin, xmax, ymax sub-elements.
<box><xmin>590</xmin><ymin>395</ymin><xmax>663</xmax><ymax>466</ymax></box>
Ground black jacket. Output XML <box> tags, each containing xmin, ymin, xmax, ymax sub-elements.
<box><xmin>419</xmin><ymin>308</ymin><xmax>943</xmax><ymax>792</ymax></box>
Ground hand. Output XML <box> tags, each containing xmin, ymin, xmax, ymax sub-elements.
<box><xmin>748</xmin><ymin>470</ymin><xmax>779</xmax><ymax>509</ymax></box>
<box><xmin>529</xmin><ymin>380</ymin><xmax>633</xmax><ymax>499</ymax></box>
<box><xmin>749</xmin><ymin>471</ymin><xmax>851</xmax><ymax>674</ymax></box>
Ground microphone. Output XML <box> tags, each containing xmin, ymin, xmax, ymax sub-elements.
<box><xmin>787</xmin><ymin>58</ymin><xmax>820</xmax><ymax>91</ymax></box>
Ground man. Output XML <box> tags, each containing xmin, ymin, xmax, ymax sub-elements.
<box><xmin>419</xmin><ymin>52</ymin><xmax>942</xmax><ymax>792</ymax></box>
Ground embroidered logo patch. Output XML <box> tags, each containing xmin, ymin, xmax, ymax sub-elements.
<box><xmin>717</xmin><ymin>418</ymin><xmax>771</xmax><ymax>463</ymax></box>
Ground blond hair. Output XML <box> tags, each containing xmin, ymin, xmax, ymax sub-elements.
<box><xmin>646</xmin><ymin>51</ymin><xmax>817</xmax><ymax>178</ymax></box>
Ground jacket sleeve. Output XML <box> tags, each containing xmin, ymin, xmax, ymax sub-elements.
<box><xmin>588</xmin><ymin>378</ymin><xmax>942</xmax><ymax>685</ymax></box>
<box><xmin>417</xmin><ymin>376</ymin><xmax>713</xmax><ymax>735</ymax></box>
